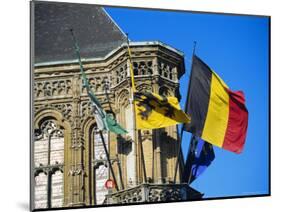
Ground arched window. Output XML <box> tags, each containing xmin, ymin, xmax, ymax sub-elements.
<box><xmin>51</xmin><ymin>170</ymin><xmax>64</xmax><ymax>207</ymax></box>
<box><xmin>117</xmin><ymin>89</ymin><xmax>136</xmax><ymax>188</ymax></box>
<box><xmin>34</xmin><ymin>172</ymin><xmax>48</xmax><ymax>208</ymax></box>
<box><xmin>90</xmin><ymin>126</ymin><xmax>109</xmax><ymax>205</ymax></box>
<box><xmin>34</xmin><ymin>119</ymin><xmax>64</xmax><ymax>209</ymax></box>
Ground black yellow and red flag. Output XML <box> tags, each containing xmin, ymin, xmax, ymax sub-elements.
<box><xmin>184</xmin><ymin>55</ymin><xmax>248</xmax><ymax>153</ymax></box>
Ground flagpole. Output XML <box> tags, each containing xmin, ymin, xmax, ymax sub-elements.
<box><xmin>115</xmin><ymin>154</ymin><xmax>125</xmax><ymax>190</ymax></box>
<box><xmin>173</xmin><ymin>41</ymin><xmax>197</xmax><ymax>183</ymax></box>
<box><xmin>149</xmin><ymin>73</ymin><xmax>155</xmax><ymax>182</ymax></box>
<box><xmin>103</xmin><ymin>78</ymin><xmax>125</xmax><ymax>189</ymax></box>
<box><xmin>186</xmin><ymin>135</ymin><xmax>196</xmax><ymax>185</ymax></box>
<box><xmin>126</xmin><ymin>34</ymin><xmax>136</xmax><ymax>93</ymax></box>
<box><xmin>70</xmin><ymin>29</ymin><xmax>120</xmax><ymax>191</ymax></box>
<box><xmin>98</xmin><ymin>130</ymin><xmax>119</xmax><ymax>191</ymax></box>
<box><xmin>126</xmin><ymin>34</ymin><xmax>147</xmax><ymax>184</ymax></box>
<box><xmin>104</xmin><ymin>80</ymin><xmax>116</xmax><ymax>118</ymax></box>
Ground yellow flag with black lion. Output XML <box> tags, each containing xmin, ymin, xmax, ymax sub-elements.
<box><xmin>134</xmin><ymin>92</ymin><xmax>191</xmax><ymax>130</ymax></box>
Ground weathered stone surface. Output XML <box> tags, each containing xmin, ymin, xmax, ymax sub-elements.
<box><xmin>33</xmin><ymin>8</ymin><xmax>185</xmax><ymax>206</ymax></box>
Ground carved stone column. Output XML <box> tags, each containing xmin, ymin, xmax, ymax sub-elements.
<box><xmin>172</xmin><ymin>67</ymin><xmax>178</xmax><ymax>82</ymax></box>
<box><xmin>152</xmin><ymin>57</ymin><xmax>158</xmax><ymax>76</ymax></box>
<box><xmin>126</xmin><ymin>58</ymin><xmax>137</xmax><ymax>187</ymax></box>
<box><xmin>68</xmin><ymin>74</ymin><xmax>85</xmax><ymax>206</ymax></box>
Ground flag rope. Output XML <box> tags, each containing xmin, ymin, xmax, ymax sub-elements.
<box><xmin>126</xmin><ymin>34</ymin><xmax>148</xmax><ymax>183</ymax></box>
<box><xmin>126</xmin><ymin>36</ymin><xmax>136</xmax><ymax>93</ymax></box>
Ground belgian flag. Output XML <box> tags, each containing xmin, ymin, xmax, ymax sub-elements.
<box><xmin>184</xmin><ymin>55</ymin><xmax>248</xmax><ymax>153</ymax></box>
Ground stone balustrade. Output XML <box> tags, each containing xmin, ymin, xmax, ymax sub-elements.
<box><xmin>104</xmin><ymin>183</ymin><xmax>203</xmax><ymax>205</ymax></box>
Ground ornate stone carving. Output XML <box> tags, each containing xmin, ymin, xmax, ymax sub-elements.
<box><xmin>105</xmin><ymin>184</ymin><xmax>193</xmax><ymax>204</ymax></box>
<box><xmin>34</xmin><ymin>103</ymin><xmax>72</xmax><ymax>121</ymax></box>
<box><xmin>115</xmin><ymin>64</ymin><xmax>127</xmax><ymax>85</ymax></box>
<box><xmin>136</xmin><ymin>84</ymin><xmax>152</xmax><ymax>93</ymax></box>
<box><xmin>147</xmin><ymin>186</ymin><xmax>184</xmax><ymax>202</ymax></box>
<box><xmin>81</xmin><ymin>101</ymin><xmax>92</xmax><ymax>120</ymax></box>
<box><xmin>34</xmin><ymin>79</ymin><xmax>72</xmax><ymax>98</ymax></box>
<box><xmin>81</xmin><ymin>75</ymin><xmax>112</xmax><ymax>94</ymax></box>
<box><xmin>68</xmin><ymin>166</ymin><xmax>83</xmax><ymax>176</ymax></box>
<box><xmin>108</xmin><ymin>187</ymin><xmax>143</xmax><ymax>204</ymax></box>
<box><xmin>41</xmin><ymin>119</ymin><xmax>60</xmax><ymax>136</ymax></box>
<box><xmin>133</xmin><ymin>60</ymin><xmax>153</xmax><ymax>76</ymax></box>
<box><xmin>53</xmin><ymin>104</ymin><xmax>72</xmax><ymax>120</ymax></box>
<box><xmin>140</xmin><ymin>130</ymin><xmax>152</xmax><ymax>141</ymax></box>
<box><xmin>34</xmin><ymin>165</ymin><xmax>64</xmax><ymax>177</ymax></box>
<box><xmin>158</xmin><ymin>61</ymin><xmax>174</xmax><ymax>80</ymax></box>
<box><xmin>159</xmin><ymin>86</ymin><xmax>172</xmax><ymax>97</ymax></box>
<box><xmin>33</xmin><ymin>43</ymin><xmax>186</xmax><ymax>207</ymax></box>
<box><xmin>117</xmin><ymin>89</ymin><xmax>130</xmax><ymax>107</ymax></box>
<box><xmin>71</xmin><ymin>130</ymin><xmax>84</xmax><ymax>148</ymax></box>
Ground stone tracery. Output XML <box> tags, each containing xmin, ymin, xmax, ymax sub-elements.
<box><xmin>33</xmin><ymin>44</ymin><xmax>185</xmax><ymax>207</ymax></box>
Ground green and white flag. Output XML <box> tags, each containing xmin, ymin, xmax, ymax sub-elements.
<box><xmin>85</xmin><ymin>78</ymin><xmax>128</xmax><ymax>134</ymax></box>
<box><xmin>71</xmin><ymin>29</ymin><xmax>127</xmax><ymax>135</ymax></box>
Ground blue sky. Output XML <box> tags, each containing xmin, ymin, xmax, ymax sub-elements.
<box><xmin>105</xmin><ymin>7</ymin><xmax>269</xmax><ymax>198</ymax></box>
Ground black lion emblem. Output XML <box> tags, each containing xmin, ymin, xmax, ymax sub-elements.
<box><xmin>134</xmin><ymin>92</ymin><xmax>176</xmax><ymax>120</ymax></box>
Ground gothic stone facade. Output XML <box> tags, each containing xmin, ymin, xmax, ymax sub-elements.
<box><xmin>32</xmin><ymin>42</ymin><xmax>186</xmax><ymax>209</ymax></box>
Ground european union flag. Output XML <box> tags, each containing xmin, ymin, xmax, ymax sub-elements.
<box><xmin>182</xmin><ymin>136</ymin><xmax>215</xmax><ymax>184</ymax></box>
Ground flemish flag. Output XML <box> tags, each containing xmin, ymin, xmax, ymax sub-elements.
<box><xmin>184</xmin><ymin>55</ymin><xmax>248</xmax><ymax>153</ymax></box>
<box><xmin>71</xmin><ymin>29</ymin><xmax>127</xmax><ymax>135</ymax></box>
<box><xmin>80</xmin><ymin>61</ymin><xmax>127</xmax><ymax>135</ymax></box>
<box><xmin>86</xmin><ymin>87</ymin><xmax>128</xmax><ymax>135</ymax></box>
<box><xmin>134</xmin><ymin>92</ymin><xmax>191</xmax><ymax>129</ymax></box>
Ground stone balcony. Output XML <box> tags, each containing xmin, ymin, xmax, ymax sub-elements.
<box><xmin>104</xmin><ymin>183</ymin><xmax>203</xmax><ymax>205</ymax></box>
